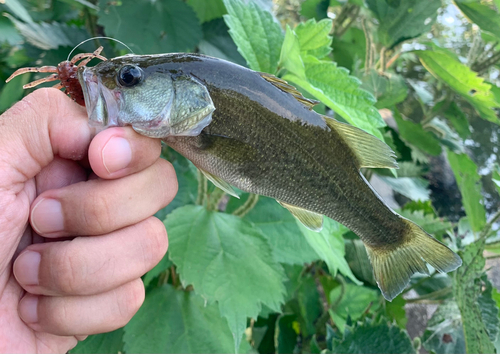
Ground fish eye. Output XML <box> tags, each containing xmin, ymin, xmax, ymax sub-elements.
<box><xmin>117</xmin><ymin>65</ymin><xmax>142</xmax><ymax>87</ymax></box>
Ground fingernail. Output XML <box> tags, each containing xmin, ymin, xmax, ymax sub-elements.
<box><xmin>15</xmin><ymin>251</ymin><xmax>41</xmax><ymax>286</ymax></box>
<box><xmin>19</xmin><ymin>295</ymin><xmax>39</xmax><ymax>324</ymax></box>
<box><xmin>102</xmin><ymin>137</ymin><xmax>132</xmax><ymax>174</ymax></box>
<box><xmin>31</xmin><ymin>198</ymin><xmax>64</xmax><ymax>234</ymax></box>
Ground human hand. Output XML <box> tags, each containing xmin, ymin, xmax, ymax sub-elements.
<box><xmin>0</xmin><ymin>88</ymin><xmax>177</xmax><ymax>353</ymax></box>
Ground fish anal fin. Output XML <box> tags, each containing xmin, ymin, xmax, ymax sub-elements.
<box><xmin>278</xmin><ymin>200</ymin><xmax>323</xmax><ymax>231</ymax></box>
<box><xmin>260</xmin><ymin>73</ymin><xmax>319</xmax><ymax>110</ymax></box>
<box><xmin>366</xmin><ymin>220</ymin><xmax>462</xmax><ymax>301</ymax></box>
<box><xmin>199</xmin><ymin>168</ymin><xmax>240</xmax><ymax>199</ymax></box>
<box><xmin>323</xmin><ymin>116</ymin><xmax>398</xmax><ymax>170</ymax></box>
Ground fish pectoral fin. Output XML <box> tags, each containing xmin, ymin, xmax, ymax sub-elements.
<box><xmin>277</xmin><ymin>201</ymin><xmax>323</xmax><ymax>231</ymax></box>
<box><xmin>366</xmin><ymin>219</ymin><xmax>462</xmax><ymax>301</ymax></box>
<box><xmin>199</xmin><ymin>168</ymin><xmax>240</xmax><ymax>199</ymax></box>
<box><xmin>323</xmin><ymin>116</ymin><xmax>398</xmax><ymax>170</ymax></box>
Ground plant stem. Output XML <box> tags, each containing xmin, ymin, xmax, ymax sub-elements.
<box><xmin>385</xmin><ymin>51</ymin><xmax>400</xmax><ymax>70</ymax></box>
<box><xmin>196</xmin><ymin>170</ymin><xmax>207</xmax><ymax>206</ymax></box>
<box><xmin>207</xmin><ymin>188</ymin><xmax>226</xmax><ymax>211</ymax></box>
<box><xmin>233</xmin><ymin>194</ymin><xmax>259</xmax><ymax>217</ymax></box>
<box><xmin>335</xmin><ymin>5</ymin><xmax>360</xmax><ymax>38</ymax></box>
<box><xmin>362</xmin><ymin>19</ymin><xmax>370</xmax><ymax>74</ymax></box>
<box><xmin>405</xmin><ymin>286</ymin><xmax>452</xmax><ymax>303</ymax></box>
<box><xmin>401</xmin><ymin>271</ymin><xmax>437</xmax><ymax>295</ymax></box>
<box><xmin>479</xmin><ymin>209</ymin><xmax>500</xmax><ymax>241</ymax></box>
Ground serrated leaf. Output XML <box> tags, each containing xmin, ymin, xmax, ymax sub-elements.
<box><xmin>4</xmin><ymin>0</ymin><xmax>33</xmax><ymax>23</ymax></box>
<box><xmin>422</xmin><ymin>301</ymin><xmax>465</xmax><ymax>354</ymax></box>
<box><xmin>295</xmin><ymin>18</ymin><xmax>332</xmax><ymax>59</ymax></box>
<box><xmin>360</xmin><ymin>70</ymin><xmax>408</xmax><ymax>109</ymax></box>
<box><xmin>329</xmin><ymin>284</ymin><xmax>380</xmax><ymax>333</ymax></box>
<box><xmin>393</xmin><ymin>109</ymin><xmax>442</xmax><ymax>155</ymax></box>
<box><xmin>378</xmin><ymin>176</ymin><xmax>430</xmax><ymax>201</ymax></box>
<box><xmin>187</xmin><ymin>0</ymin><xmax>226</xmax><ymax>23</ymax></box>
<box><xmin>297</xmin><ymin>218</ymin><xmax>360</xmax><ymax>284</ymax></box>
<box><xmin>385</xmin><ymin>296</ymin><xmax>407</xmax><ymax>327</ymax></box>
<box><xmin>123</xmin><ymin>285</ymin><xmax>250</xmax><ymax>353</ymax></box>
<box><xmin>279</xmin><ymin>25</ymin><xmax>305</xmax><ymax>78</ymax></box>
<box><xmin>366</xmin><ymin>0</ymin><xmax>440</xmax><ymax>48</ymax></box>
<box><xmin>454</xmin><ymin>0</ymin><xmax>500</xmax><ymax>40</ymax></box>
<box><xmin>284</xmin><ymin>57</ymin><xmax>386</xmax><ymax>140</ymax></box>
<box><xmin>223</xmin><ymin>0</ymin><xmax>283</xmax><ymax>73</ymax></box>
<box><xmin>417</xmin><ymin>50</ymin><xmax>500</xmax><ymax>124</ymax></box>
<box><xmin>478</xmin><ymin>276</ymin><xmax>500</xmax><ymax>342</ymax></box>
<box><xmin>447</xmin><ymin>151</ymin><xmax>486</xmax><ymax>232</ymax></box>
<box><xmin>244</xmin><ymin>197</ymin><xmax>319</xmax><ymax>265</ymax></box>
<box><xmin>5</xmin><ymin>15</ymin><xmax>89</xmax><ymax>50</ymax></box>
<box><xmin>330</xmin><ymin>318</ymin><xmax>416</xmax><ymax>354</ymax></box>
<box><xmin>98</xmin><ymin>0</ymin><xmax>202</xmax><ymax>54</ymax></box>
<box><xmin>166</xmin><ymin>205</ymin><xmax>286</xmax><ymax>350</ymax></box>
<box><xmin>344</xmin><ymin>239</ymin><xmax>376</xmax><ymax>285</ymax></box>
<box><xmin>454</xmin><ymin>240</ymin><xmax>496</xmax><ymax>354</ymax></box>
<box><xmin>69</xmin><ymin>329</ymin><xmax>124</xmax><ymax>354</ymax></box>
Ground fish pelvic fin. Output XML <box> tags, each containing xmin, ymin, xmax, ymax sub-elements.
<box><xmin>323</xmin><ymin>116</ymin><xmax>398</xmax><ymax>170</ymax></box>
<box><xmin>366</xmin><ymin>219</ymin><xmax>462</xmax><ymax>301</ymax></box>
<box><xmin>277</xmin><ymin>201</ymin><xmax>323</xmax><ymax>231</ymax></box>
<box><xmin>199</xmin><ymin>168</ymin><xmax>240</xmax><ymax>199</ymax></box>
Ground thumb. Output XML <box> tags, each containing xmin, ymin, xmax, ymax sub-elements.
<box><xmin>0</xmin><ymin>88</ymin><xmax>93</xmax><ymax>187</ymax></box>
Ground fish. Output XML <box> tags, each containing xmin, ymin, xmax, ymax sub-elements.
<box><xmin>15</xmin><ymin>52</ymin><xmax>462</xmax><ymax>300</ymax></box>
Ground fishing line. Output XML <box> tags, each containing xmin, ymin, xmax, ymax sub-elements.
<box><xmin>67</xmin><ymin>37</ymin><xmax>134</xmax><ymax>61</ymax></box>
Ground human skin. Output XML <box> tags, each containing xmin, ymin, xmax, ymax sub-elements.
<box><xmin>0</xmin><ymin>88</ymin><xmax>178</xmax><ymax>353</ymax></box>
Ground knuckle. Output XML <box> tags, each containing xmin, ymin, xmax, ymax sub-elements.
<box><xmin>116</xmin><ymin>280</ymin><xmax>145</xmax><ymax>325</ymax></box>
<box><xmin>48</xmin><ymin>243</ymin><xmax>84</xmax><ymax>294</ymax></box>
<box><xmin>140</xmin><ymin>217</ymin><xmax>168</xmax><ymax>268</ymax></box>
<box><xmin>81</xmin><ymin>188</ymin><xmax>113</xmax><ymax>234</ymax></box>
<box><xmin>156</xmin><ymin>160</ymin><xmax>178</xmax><ymax>207</ymax></box>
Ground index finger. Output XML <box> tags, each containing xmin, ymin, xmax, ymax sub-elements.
<box><xmin>88</xmin><ymin>127</ymin><xmax>162</xmax><ymax>179</ymax></box>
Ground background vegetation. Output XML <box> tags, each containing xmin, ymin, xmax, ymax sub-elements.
<box><xmin>1</xmin><ymin>0</ymin><xmax>500</xmax><ymax>353</ymax></box>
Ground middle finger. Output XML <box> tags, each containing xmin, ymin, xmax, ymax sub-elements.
<box><xmin>29</xmin><ymin>158</ymin><xmax>177</xmax><ymax>237</ymax></box>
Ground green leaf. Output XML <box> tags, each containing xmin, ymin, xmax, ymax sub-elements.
<box><xmin>447</xmin><ymin>151</ymin><xmax>486</xmax><ymax>232</ymax></box>
<box><xmin>294</xmin><ymin>275</ymin><xmax>322</xmax><ymax>336</ymax></box>
<box><xmin>297</xmin><ymin>218</ymin><xmax>360</xmax><ymax>284</ymax></box>
<box><xmin>330</xmin><ymin>318</ymin><xmax>416</xmax><ymax>354</ymax></box>
<box><xmin>275</xmin><ymin>314</ymin><xmax>299</xmax><ymax>354</ymax></box>
<box><xmin>284</xmin><ymin>57</ymin><xmax>386</xmax><ymax>140</ymax></box>
<box><xmin>294</xmin><ymin>18</ymin><xmax>332</xmax><ymax>59</ymax></box>
<box><xmin>300</xmin><ymin>0</ymin><xmax>329</xmax><ymax>20</ymax></box>
<box><xmin>478</xmin><ymin>276</ymin><xmax>500</xmax><ymax>342</ymax></box>
<box><xmin>378</xmin><ymin>176</ymin><xmax>430</xmax><ymax>201</ymax></box>
<box><xmin>244</xmin><ymin>197</ymin><xmax>319</xmax><ymax>265</ymax></box>
<box><xmin>69</xmin><ymin>329</ymin><xmax>124</xmax><ymax>354</ymax></box>
<box><xmin>5</xmin><ymin>15</ymin><xmax>89</xmax><ymax>50</ymax></box>
<box><xmin>98</xmin><ymin>0</ymin><xmax>202</xmax><ymax>54</ymax></box>
<box><xmin>442</xmin><ymin>101</ymin><xmax>471</xmax><ymax>139</ymax></box>
<box><xmin>344</xmin><ymin>239</ymin><xmax>376</xmax><ymax>285</ymax></box>
<box><xmin>331</xmin><ymin>27</ymin><xmax>366</xmax><ymax>71</ymax></box>
<box><xmin>166</xmin><ymin>205</ymin><xmax>286</xmax><ymax>350</ymax></box>
<box><xmin>385</xmin><ymin>296</ymin><xmax>407</xmax><ymax>327</ymax></box>
<box><xmin>199</xmin><ymin>18</ymin><xmax>246</xmax><ymax>66</ymax></box>
<box><xmin>4</xmin><ymin>0</ymin><xmax>33</xmax><ymax>23</ymax></box>
<box><xmin>187</xmin><ymin>0</ymin><xmax>226</xmax><ymax>23</ymax></box>
<box><xmin>398</xmin><ymin>209</ymin><xmax>452</xmax><ymax>238</ymax></box>
<box><xmin>393</xmin><ymin>110</ymin><xmax>442</xmax><ymax>155</ymax></box>
<box><xmin>279</xmin><ymin>25</ymin><xmax>305</xmax><ymax>78</ymax></box>
<box><xmin>417</xmin><ymin>50</ymin><xmax>500</xmax><ymax>124</ymax></box>
<box><xmin>454</xmin><ymin>240</ymin><xmax>496</xmax><ymax>354</ymax></box>
<box><xmin>366</xmin><ymin>0</ymin><xmax>440</xmax><ymax>48</ymax></box>
<box><xmin>329</xmin><ymin>284</ymin><xmax>380</xmax><ymax>333</ymax></box>
<box><xmin>0</xmin><ymin>70</ymin><xmax>30</xmax><ymax>112</ymax></box>
<box><xmin>454</xmin><ymin>0</ymin><xmax>500</xmax><ymax>40</ymax></box>
<box><xmin>0</xmin><ymin>16</ymin><xmax>22</xmax><ymax>45</ymax></box>
<box><xmin>123</xmin><ymin>285</ymin><xmax>250</xmax><ymax>353</ymax></box>
<box><xmin>422</xmin><ymin>301</ymin><xmax>465</xmax><ymax>354</ymax></box>
<box><xmin>223</xmin><ymin>0</ymin><xmax>283</xmax><ymax>73</ymax></box>
<box><xmin>492</xmin><ymin>166</ymin><xmax>500</xmax><ymax>200</ymax></box>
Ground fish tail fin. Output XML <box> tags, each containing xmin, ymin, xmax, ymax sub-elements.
<box><xmin>366</xmin><ymin>220</ymin><xmax>462</xmax><ymax>301</ymax></box>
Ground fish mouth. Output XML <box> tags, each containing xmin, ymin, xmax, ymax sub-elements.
<box><xmin>77</xmin><ymin>67</ymin><xmax>120</xmax><ymax>128</ymax></box>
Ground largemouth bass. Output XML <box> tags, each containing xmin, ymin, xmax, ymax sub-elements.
<box><xmin>77</xmin><ymin>53</ymin><xmax>461</xmax><ymax>300</ymax></box>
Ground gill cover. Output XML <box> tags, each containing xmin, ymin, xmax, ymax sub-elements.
<box><xmin>78</xmin><ymin>64</ymin><xmax>215</xmax><ymax>138</ymax></box>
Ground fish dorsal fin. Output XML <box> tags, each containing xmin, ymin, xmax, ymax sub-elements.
<box><xmin>199</xmin><ymin>168</ymin><xmax>240</xmax><ymax>199</ymax></box>
<box><xmin>277</xmin><ymin>200</ymin><xmax>323</xmax><ymax>231</ymax></box>
<box><xmin>260</xmin><ymin>73</ymin><xmax>319</xmax><ymax>110</ymax></box>
<box><xmin>323</xmin><ymin>116</ymin><xmax>398</xmax><ymax>170</ymax></box>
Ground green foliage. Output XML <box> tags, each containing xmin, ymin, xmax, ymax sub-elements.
<box><xmin>223</xmin><ymin>0</ymin><xmax>283</xmax><ymax>73</ymax></box>
<box><xmin>2</xmin><ymin>0</ymin><xmax>500</xmax><ymax>353</ymax></box>
<box><xmin>329</xmin><ymin>318</ymin><xmax>416</xmax><ymax>354</ymax></box>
